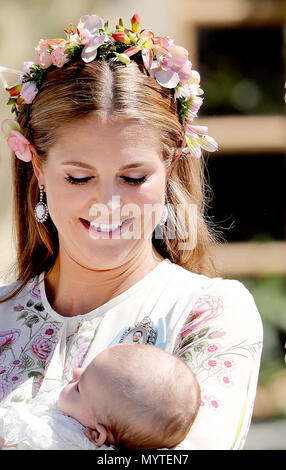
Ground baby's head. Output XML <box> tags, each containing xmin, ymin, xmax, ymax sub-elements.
<box><xmin>58</xmin><ymin>344</ymin><xmax>200</xmax><ymax>449</ymax></box>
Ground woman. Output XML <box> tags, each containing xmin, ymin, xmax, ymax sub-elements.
<box><xmin>0</xmin><ymin>13</ymin><xmax>263</xmax><ymax>449</ymax></box>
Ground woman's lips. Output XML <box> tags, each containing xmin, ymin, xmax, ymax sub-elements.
<box><xmin>79</xmin><ymin>218</ymin><xmax>134</xmax><ymax>239</ymax></box>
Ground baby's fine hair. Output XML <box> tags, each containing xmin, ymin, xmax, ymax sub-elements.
<box><xmin>95</xmin><ymin>343</ymin><xmax>200</xmax><ymax>450</ymax></box>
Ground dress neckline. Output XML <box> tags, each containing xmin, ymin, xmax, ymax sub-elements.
<box><xmin>37</xmin><ymin>258</ymin><xmax>173</xmax><ymax>322</ymax></box>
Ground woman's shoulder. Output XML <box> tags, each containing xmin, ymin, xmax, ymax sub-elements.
<box><xmin>170</xmin><ymin>262</ymin><xmax>250</xmax><ymax>294</ymax></box>
<box><xmin>0</xmin><ymin>274</ymin><xmax>41</xmax><ymax>305</ymax></box>
<box><xmin>171</xmin><ymin>261</ymin><xmax>255</xmax><ymax>299</ymax></box>
<box><xmin>171</xmin><ymin>263</ymin><xmax>263</xmax><ymax>338</ymax></box>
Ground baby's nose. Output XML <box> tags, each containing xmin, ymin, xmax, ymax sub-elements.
<box><xmin>72</xmin><ymin>367</ymin><xmax>84</xmax><ymax>381</ymax></box>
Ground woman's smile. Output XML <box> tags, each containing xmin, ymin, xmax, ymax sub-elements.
<box><xmin>79</xmin><ymin>216</ymin><xmax>135</xmax><ymax>239</ymax></box>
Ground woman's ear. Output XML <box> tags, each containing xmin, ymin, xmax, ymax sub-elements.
<box><xmin>31</xmin><ymin>146</ymin><xmax>45</xmax><ymax>186</ymax></box>
<box><xmin>85</xmin><ymin>424</ymin><xmax>108</xmax><ymax>447</ymax></box>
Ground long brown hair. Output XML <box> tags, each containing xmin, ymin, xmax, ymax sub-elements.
<box><xmin>0</xmin><ymin>57</ymin><xmax>219</xmax><ymax>303</ymax></box>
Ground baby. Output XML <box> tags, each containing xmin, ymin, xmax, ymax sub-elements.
<box><xmin>0</xmin><ymin>344</ymin><xmax>200</xmax><ymax>450</ymax></box>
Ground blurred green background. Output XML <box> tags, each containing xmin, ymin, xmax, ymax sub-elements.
<box><xmin>0</xmin><ymin>0</ymin><xmax>285</xmax><ymax>450</ymax></box>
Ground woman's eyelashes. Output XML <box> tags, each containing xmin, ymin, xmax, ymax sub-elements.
<box><xmin>65</xmin><ymin>176</ymin><xmax>93</xmax><ymax>185</ymax></box>
<box><xmin>64</xmin><ymin>175</ymin><xmax>148</xmax><ymax>185</ymax></box>
<box><xmin>122</xmin><ymin>176</ymin><xmax>147</xmax><ymax>185</ymax></box>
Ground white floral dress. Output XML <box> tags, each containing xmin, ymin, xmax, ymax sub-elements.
<box><xmin>0</xmin><ymin>259</ymin><xmax>263</xmax><ymax>450</ymax></box>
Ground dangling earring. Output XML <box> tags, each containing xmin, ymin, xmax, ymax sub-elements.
<box><xmin>34</xmin><ymin>184</ymin><xmax>49</xmax><ymax>223</ymax></box>
<box><xmin>158</xmin><ymin>204</ymin><xmax>168</xmax><ymax>226</ymax></box>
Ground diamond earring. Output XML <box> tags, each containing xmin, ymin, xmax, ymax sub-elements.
<box><xmin>34</xmin><ymin>184</ymin><xmax>49</xmax><ymax>223</ymax></box>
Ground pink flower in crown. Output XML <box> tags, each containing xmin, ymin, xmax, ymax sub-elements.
<box><xmin>181</xmin><ymin>295</ymin><xmax>223</xmax><ymax>338</ymax></box>
<box><xmin>35</xmin><ymin>40</ymin><xmax>54</xmax><ymax>68</ymax></box>
<box><xmin>19</xmin><ymin>61</ymin><xmax>39</xmax><ymax>104</ymax></box>
<box><xmin>0</xmin><ymin>329</ymin><xmax>21</xmax><ymax>348</ymax></box>
<box><xmin>51</xmin><ymin>44</ymin><xmax>70</xmax><ymax>67</ymax></box>
<box><xmin>122</xmin><ymin>29</ymin><xmax>157</xmax><ymax>70</ymax></box>
<box><xmin>1</xmin><ymin>119</ymin><xmax>33</xmax><ymax>162</ymax></box>
<box><xmin>0</xmin><ymin>379</ymin><xmax>12</xmax><ymax>404</ymax></box>
<box><xmin>20</xmin><ymin>81</ymin><xmax>38</xmax><ymax>104</ymax></box>
<box><xmin>148</xmin><ymin>37</ymin><xmax>192</xmax><ymax>89</ymax></box>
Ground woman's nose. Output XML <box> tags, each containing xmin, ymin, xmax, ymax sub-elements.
<box><xmin>89</xmin><ymin>195</ymin><xmax>122</xmax><ymax>224</ymax></box>
<box><xmin>72</xmin><ymin>367</ymin><xmax>84</xmax><ymax>382</ymax></box>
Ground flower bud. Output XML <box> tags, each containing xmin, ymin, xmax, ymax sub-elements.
<box><xmin>131</xmin><ymin>14</ymin><xmax>140</xmax><ymax>33</ymax></box>
<box><xmin>113</xmin><ymin>52</ymin><xmax>131</xmax><ymax>64</ymax></box>
<box><xmin>112</xmin><ymin>31</ymin><xmax>132</xmax><ymax>45</ymax></box>
<box><xmin>6</xmin><ymin>84</ymin><xmax>22</xmax><ymax>98</ymax></box>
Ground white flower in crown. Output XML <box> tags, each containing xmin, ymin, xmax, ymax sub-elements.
<box><xmin>174</xmin><ymin>70</ymin><xmax>203</xmax><ymax>101</ymax></box>
<box><xmin>70</xmin><ymin>14</ymin><xmax>111</xmax><ymax>63</ymax></box>
<box><xmin>183</xmin><ymin>124</ymin><xmax>218</xmax><ymax>160</ymax></box>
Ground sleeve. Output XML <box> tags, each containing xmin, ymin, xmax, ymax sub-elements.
<box><xmin>172</xmin><ymin>279</ymin><xmax>263</xmax><ymax>450</ymax></box>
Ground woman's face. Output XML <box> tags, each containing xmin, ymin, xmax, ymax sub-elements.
<box><xmin>32</xmin><ymin>116</ymin><xmax>168</xmax><ymax>269</ymax></box>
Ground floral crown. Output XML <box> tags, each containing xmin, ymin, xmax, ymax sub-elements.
<box><xmin>1</xmin><ymin>13</ymin><xmax>218</xmax><ymax>163</ymax></box>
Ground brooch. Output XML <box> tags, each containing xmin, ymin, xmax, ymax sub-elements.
<box><xmin>119</xmin><ymin>316</ymin><xmax>156</xmax><ymax>345</ymax></box>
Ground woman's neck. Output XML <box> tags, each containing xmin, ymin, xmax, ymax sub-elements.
<box><xmin>44</xmin><ymin>246</ymin><xmax>165</xmax><ymax>317</ymax></box>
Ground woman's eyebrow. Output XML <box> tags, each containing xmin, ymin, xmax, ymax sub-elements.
<box><xmin>60</xmin><ymin>161</ymin><xmax>151</xmax><ymax>170</ymax></box>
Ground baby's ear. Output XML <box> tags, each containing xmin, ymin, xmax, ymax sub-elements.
<box><xmin>85</xmin><ymin>424</ymin><xmax>107</xmax><ymax>447</ymax></box>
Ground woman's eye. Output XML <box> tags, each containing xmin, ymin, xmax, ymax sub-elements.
<box><xmin>65</xmin><ymin>176</ymin><xmax>93</xmax><ymax>185</ymax></box>
<box><xmin>65</xmin><ymin>175</ymin><xmax>147</xmax><ymax>185</ymax></box>
<box><xmin>122</xmin><ymin>176</ymin><xmax>147</xmax><ymax>185</ymax></box>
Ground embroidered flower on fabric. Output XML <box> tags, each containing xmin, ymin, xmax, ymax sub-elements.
<box><xmin>200</xmin><ymin>391</ymin><xmax>221</xmax><ymax>411</ymax></box>
<box><xmin>0</xmin><ymin>329</ymin><xmax>21</xmax><ymax>349</ymax></box>
<box><xmin>202</xmin><ymin>357</ymin><xmax>222</xmax><ymax>371</ymax></box>
<box><xmin>180</xmin><ymin>296</ymin><xmax>224</xmax><ymax>343</ymax></box>
<box><xmin>206</xmin><ymin>344</ymin><xmax>221</xmax><ymax>354</ymax></box>
<box><xmin>40</xmin><ymin>323</ymin><xmax>59</xmax><ymax>339</ymax></box>
<box><xmin>218</xmin><ymin>372</ymin><xmax>233</xmax><ymax>387</ymax></box>
<box><xmin>30</xmin><ymin>282</ymin><xmax>41</xmax><ymax>300</ymax></box>
<box><xmin>222</xmin><ymin>358</ymin><xmax>235</xmax><ymax>369</ymax></box>
<box><xmin>9</xmin><ymin>359</ymin><xmax>22</xmax><ymax>368</ymax></box>
<box><xmin>30</xmin><ymin>334</ymin><xmax>58</xmax><ymax>361</ymax></box>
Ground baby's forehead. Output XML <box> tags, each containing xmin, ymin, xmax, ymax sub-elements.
<box><xmin>92</xmin><ymin>345</ymin><xmax>172</xmax><ymax>378</ymax></box>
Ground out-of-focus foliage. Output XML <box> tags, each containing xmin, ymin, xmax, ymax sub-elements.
<box><xmin>198</xmin><ymin>27</ymin><xmax>285</xmax><ymax>116</ymax></box>
<box><xmin>239</xmin><ymin>276</ymin><xmax>286</xmax><ymax>386</ymax></box>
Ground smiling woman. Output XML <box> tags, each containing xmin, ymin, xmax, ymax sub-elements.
<box><xmin>0</xmin><ymin>13</ymin><xmax>262</xmax><ymax>451</ymax></box>
<box><xmin>4</xmin><ymin>55</ymin><xmax>217</xmax><ymax>300</ymax></box>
